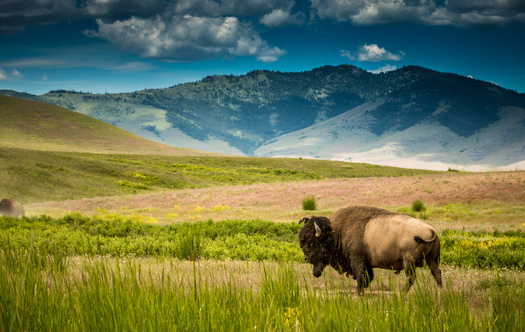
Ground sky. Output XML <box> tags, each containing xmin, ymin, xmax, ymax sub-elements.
<box><xmin>1</xmin><ymin>0</ymin><xmax>524</xmax><ymax>95</ymax></box>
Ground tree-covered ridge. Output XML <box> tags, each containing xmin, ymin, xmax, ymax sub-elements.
<box><xmin>39</xmin><ymin>65</ymin><xmax>525</xmax><ymax>155</ymax></box>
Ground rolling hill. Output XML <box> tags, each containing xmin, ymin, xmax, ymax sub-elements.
<box><xmin>0</xmin><ymin>94</ymin><xmax>220</xmax><ymax>156</ymax></box>
<box><xmin>3</xmin><ymin>65</ymin><xmax>525</xmax><ymax>170</ymax></box>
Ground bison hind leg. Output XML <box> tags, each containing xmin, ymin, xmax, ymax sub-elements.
<box><xmin>425</xmin><ymin>253</ymin><xmax>442</xmax><ymax>288</ymax></box>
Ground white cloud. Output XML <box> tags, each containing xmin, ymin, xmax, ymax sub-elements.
<box><xmin>340</xmin><ymin>44</ymin><xmax>403</xmax><ymax>62</ymax></box>
<box><xmin>339</xmin><ymin>50</ymin><xmax>353</xmax><ymax>60</ymax></box>
<box><xmin>0</xmin><ymin>68</ymin><xmax>24</xmax><ymax>79</ymax></box>
<box><xmin>105</xmin><ymin>61</ymin><xmax>157</xmax><ymax>72</ymax></box>
<box><xmin>11</xmin><ymin>69</ymin><xmax>23</xmax><ymax>78</ymax></box>
<box><xmin>368</xmin><ymin>64</ymin><xmax>398</xmax><ymax>74</ymax></box>
<box><xmin>0</xmin><ymin>56</ymin><xmax>155</xmax><ymax>73</ymax></box>
<box><xmin>260</xmin><ymin>8</ymin><xmax>304</xmax><ymax>27</ymax></box>
<box><xmin>86</xmin><ymin>14</ymin><xmax>285</xmax><ymax>62</ymax></box>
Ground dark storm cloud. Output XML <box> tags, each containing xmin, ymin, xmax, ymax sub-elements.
<box><xmin>0</xmin><ymin>0</ymin><xmax>165</xmax><ymax>34</ymax></box>
<box><xmin>310</xmin><ymin>0</ymin><xmax>525</xmax><ymax>27</ymax></box>
<box><xmin>446</xmin><ymin>0</ymin><xmax>525</xmax><ymax>27</ymax></box>
<box><xmin>2</xmin><ymin>0</ymin><xmax>524</xmax><ymax>34</ymax></box>
<box><xmin>0</xmin><ymin>0</ymin><xmax>299</xmax><ymax>34</ymax></box>
<box><xmin>170</xmin><ymin>0</ymin><xmax>294</xmax><ymax>17</ymax></box>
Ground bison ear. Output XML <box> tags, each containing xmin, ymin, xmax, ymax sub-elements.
<box><xmin>314</xmin><ymin>222</ymin><xmax>321</xmax><ymax>237</ymax></box>
<box><xmin>299</xmin><ymin>217</ymin><xmax>309</xmax><ymax>224</ymax></box>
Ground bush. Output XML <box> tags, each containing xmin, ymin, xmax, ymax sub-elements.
<box><xmin>302</xmin><ymin>195</ymin><xmax>317</xmax><ymax>211</ymax></box>
<box><xmin>175</xmin><ymin>226</ymin><xmax>202</xmax><ymax>261</ymax></box>
<box><xmin>412</xmin><ymin>199</ymin><xmax>426</xmax><ymax>212</ymax></box>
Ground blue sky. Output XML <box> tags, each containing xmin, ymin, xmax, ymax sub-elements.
<box><xmin>1</xmin><ymin>0</ymin><xmax>524</xmax><ymax>95</ymax></box>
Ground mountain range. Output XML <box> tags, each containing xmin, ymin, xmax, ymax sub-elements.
<box><xmin>2</xmin><ymin>65</ymin><xmax>525</xmax><ymax>170</ymax></box>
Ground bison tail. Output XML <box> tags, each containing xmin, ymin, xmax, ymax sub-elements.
<box><xmin>414</xmin><ymin>230</ymin><xmax>437</xmax><ymax>243</ymax></box>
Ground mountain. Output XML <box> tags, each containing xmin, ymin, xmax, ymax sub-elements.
<box><xmin>0</xmin><ymin>94</ymin><xmax>222</xmax><ymax>156</ymax></box>
<box><xmin>3</xmin><ymin>65</ymin><xmax>525</xmax><ymax>170</ymax></box>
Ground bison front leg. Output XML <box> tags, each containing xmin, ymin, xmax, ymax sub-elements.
<box><xmin>352</xmin><ymin>261</ymin><xmax>373</xmax><ymax>294</ymax></box>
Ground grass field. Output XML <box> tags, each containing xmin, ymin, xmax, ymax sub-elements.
<box><xmin>2</xmin><ymin>94</ymin><xmax>525</xmax><ymax>331</ymax></box>
<box><xmin>1</xmin><ymin>224</ymin><xmax>524</xmax><ymax>331</ymax></box>
<box><xmin>2</xmin><ymin>167</ymin><xmax>525</xmax><ymax>331</ymax></box>
<box><xmin>0</xmin><ymin>146</ymin><xmax>439</xmax><ymax>204</ymax></box>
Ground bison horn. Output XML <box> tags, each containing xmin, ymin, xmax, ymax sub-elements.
<box><xmin>299</xmin><ymin>217</ymin><xmax>309</xmax><ymax>224</ymax></box>
<box><xmin>314</xmin><ymin>222</ymin><xmax>321</xmax><ymax>237</ymax></box>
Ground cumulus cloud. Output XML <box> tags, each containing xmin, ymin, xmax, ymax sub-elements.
<box><xmin>311</xmin><ymin>0</ymin><xmax>525</xmax><ymax>27</ymax></box>
<box><xmin>0</xmin><ymin>67</ymin><xmax>24</xmax><ymax>79</ymax></box>
<box><xmin>0</xmin><ymin>0</ymin><xmax>291</xmax><ymax>62</ymax></box>
<box><xmin>341</xmin><ymin>44</ymin><xmax>403</xmax><ymax>62</ymax></box>
<box><xmin>11</xmin><ymin>69</ymin><xmax>23</xmax><ymax>78</ymax></box>
<box><xmin>85</xmin><ymin>14</ymin><xmax>286</xmax><ymax>62</ymax></box>
<box><xmin>368</xmin><ymin>64</ymin><xmax>398</xmax><ymax>73</ymax></box>
<box><xmin>260</xmin><ymin>7</ymin><xmax>304</xmax><ymax>27</ymax></box>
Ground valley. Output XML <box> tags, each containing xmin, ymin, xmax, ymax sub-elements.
<box><xmin>3</xmin><ymin>64</ymin><xmax>525</xmax><ymax>170</ymax></box>
<box><xmin>1</xmin><ymin>75</ymin><xmax>525</xmax><ymax>331</ymax></box>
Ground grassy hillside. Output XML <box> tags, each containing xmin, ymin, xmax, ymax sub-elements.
<box><xmin>0</xmin><ymin>146</ymin><xmax>439</xmax><ymax>204</ymax></box>
<box><xmin>0</xmin><ymin>94</ymin><xmax>216</xmax><ymax>156</ymax></box>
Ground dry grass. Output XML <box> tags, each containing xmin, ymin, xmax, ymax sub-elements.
<box><xmin>28</xmin><ymin>171</ymin><xmax>525</xmax><ymax>231</ymax></box>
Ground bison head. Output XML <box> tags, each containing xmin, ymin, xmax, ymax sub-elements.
<box><xmin>298</xmin><ymin>216</ymin><xmax>334</xmax><ymax>278</ymax></box>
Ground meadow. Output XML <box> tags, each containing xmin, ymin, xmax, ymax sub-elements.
<box><xmin>1</xmin><ymin>215</ymin><xmax>525</xmax><ymax>331</ymax></box>
<box><xmin>0</xmin><ymin>146</ymin><xmax>438</xmax><ymax>204</ymax></box>
<box><xmin>2</xmin><ymin>146</ymin><xmax>525</xmax><ymax>330</ymax></box>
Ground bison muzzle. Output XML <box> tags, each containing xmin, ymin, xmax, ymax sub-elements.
<box><xmin>299</xmin><ymin>206</ymin><xmax>442</xmax><ymax>293</ymax></box>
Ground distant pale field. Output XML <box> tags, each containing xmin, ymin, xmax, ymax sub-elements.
<box><xmin>29</xmin><ymin>170</ymin><xmax>525</xmax><ymax>232</ymax></box>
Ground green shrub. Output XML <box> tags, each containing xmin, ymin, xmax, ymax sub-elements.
<box><xmin>175</xmin><ymin>225</ymin><xmax>202</xmax><ymax>261</ymax></box>
<box><xmin>3</xmin><ymin>214</ymin><xmax>525</xmax><ymax>270</ymax></box>
<box><xmin>302</xmin><ymin>195</ymin><xmax>317</xmax><ymax>211</ymax></box>
<box><xmin>412</xmin><ymin>199</ymin><xmax>426</xmax><ymax>212</ymax></box>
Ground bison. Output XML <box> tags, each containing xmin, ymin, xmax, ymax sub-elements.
<box><xmin>299</xmin><ymin>206</ymin><xmax>442</xmax><ymax>293</ymax></box>
<box><xmin>0</xmin><ymin>198</ymin><xmax>25</xmax><ymax>218</ymax></box>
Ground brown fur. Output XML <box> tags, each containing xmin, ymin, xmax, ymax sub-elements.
<box><xmin>299</xmin><ymin>206</ymin><xmax>442</xmax><ymax>293</ymax></box>
<box><xmin>0</xmin><ymin>198</ymin><xmax>25</xmax><ymax>218</ymax></box>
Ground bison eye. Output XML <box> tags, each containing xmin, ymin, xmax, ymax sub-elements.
<box><xmin>304</xmin><ymin>256</ymin><xmax>309</xmax><ymax>262</ymax></box>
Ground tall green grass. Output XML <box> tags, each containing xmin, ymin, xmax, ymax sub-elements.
<box><xmin>1</xmin><ymin>247</ymin><xmax>523</xmax><ymax>331</ymax></box>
